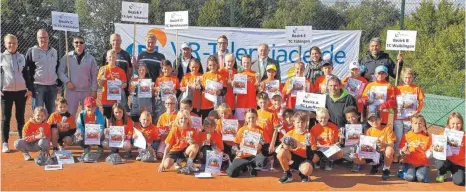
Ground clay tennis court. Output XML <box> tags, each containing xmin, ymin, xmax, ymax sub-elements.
<box><xmin>1</xmin><ymin>96</ymin><xmax>464</xmax><ymax>191</ymax></box>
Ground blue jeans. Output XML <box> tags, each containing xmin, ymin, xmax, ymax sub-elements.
<box><xmin>402</xmin><ymin>164</ymin><xmax>429</xmax><ymax>182</ymax></box>
<box><xmin>33</xmin><ymin>84</ymin><xmax>58</xmax><ymax>115</ymax></box>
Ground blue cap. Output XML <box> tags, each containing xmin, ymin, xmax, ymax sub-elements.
<box><xmin>375</xmin><ymin>65</ymin><xmax>388</xmax><ymax>74</ymax></box>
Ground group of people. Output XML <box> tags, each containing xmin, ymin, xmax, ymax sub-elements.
<box><xmin>0</xmin><ymin>29</ymin><xmax>464</xmax><ymax>186</ymax></box>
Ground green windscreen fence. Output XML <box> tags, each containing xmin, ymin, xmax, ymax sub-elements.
<box><xmin>422</xmin><ymin>94</ymin><xmax>465</xmax><ymax>128</ymax></box>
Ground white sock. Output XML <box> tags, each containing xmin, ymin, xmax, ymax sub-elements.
<box><xmin>383</xmin><ymin>165</ymin><xmax>390</xmax><ymax>171</ymax></box>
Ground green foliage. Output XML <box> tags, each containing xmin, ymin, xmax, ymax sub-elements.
<box><xmin>197</xmin><ymin>0</ymin><xmax>228</xmax><ymax>27</ymax></box>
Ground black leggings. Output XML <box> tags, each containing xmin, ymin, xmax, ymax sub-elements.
<box><xmin>1</xmin><ymin>90</ymin><xmax>27</xmax><ymax>142</ymax></box>
<box><xmin>436</xmin><ymin>159</ymin><xmax>465</xmax><ymax>186</ymax></box>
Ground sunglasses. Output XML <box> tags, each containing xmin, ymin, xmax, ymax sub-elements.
<box><xmin>74</xmin><ymin>41</ymin><xmax>84</xmax><ymax>44</ymax></box>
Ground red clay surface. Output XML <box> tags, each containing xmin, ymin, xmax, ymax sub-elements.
<box><xmin>1</xmin><ymin>94</ymin><xmax>465</xmax><ymax>191</ymax></box>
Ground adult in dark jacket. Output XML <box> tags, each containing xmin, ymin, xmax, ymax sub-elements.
<box><xmin>173</xmin><ymin>42</ymin><xmax>204</xmax><ymax>81</ymax></box>
<box><xmin>304</xmin><ymin>46</ymin><xmax>324</xmax><ymax>85</ymax></box>
<box><xmin>325</xmin><ymin>76</ymin><xmax>357</xmax><ymax>128</ymax></box>
<box><xmin>359</xmin><ymin>37</ymin><xmax>403</xmax><ymax>82</ymax></box>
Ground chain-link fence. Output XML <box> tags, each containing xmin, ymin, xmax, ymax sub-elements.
<box><xmin>1</xmin><ymin>0</ymin><xmax>464</xmax><ymax>129</ymax></box>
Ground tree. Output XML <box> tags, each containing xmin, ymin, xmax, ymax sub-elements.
<box><xmin>197</xmin><ymin>0</ymin><xmax>229</xmax><ymax>27</ymax></box>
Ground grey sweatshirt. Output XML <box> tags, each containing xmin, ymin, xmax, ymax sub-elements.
<box><xmin>0</xmin><ymin>51</ymin><xmax>28</xmax><ymax>91</ymax></box>
<box><xmin>58</xmin><ymin>51</ymin><xmax>98</xmax><ymax>92</ymax></box>
<box><xmin>25</xmin><ymin>46</ymin><xmax>59</xmax><ymax>86</ymax></box>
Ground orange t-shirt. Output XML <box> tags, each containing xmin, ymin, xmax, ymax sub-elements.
<box><xmin>399</xmin><ymin>131</ymin><xmax>431</xmax><ymax>167</ymax></box>
<box><xmin>235</xmin><ymin>70</ymin><xmax>258</xmax><ymax>109</ymax></box>
<box><xmin>180</xmin><ymin>72</ymin><xmax>203</xmax><ymax>109</ymax></box>
<box><xmin>279</xmin><ymin>122</ymin><xmax>295</xmax><ymax>140</ymax></box>
<box><xmin>134</xmin><ymin>124</ymin><xmax>160</xmax><ymax>144</ymax></box>
<box><xmin>199</xmin><ymin>131</ymin><xmax>225</xmax><ymax>151</ymax></box>
<box><xmin>97</xmin><ymin>65</ymin><xmax>127</xmax><ymax>106</ymax></box>
<box><xmin>156</xmin><ymin>75</ymin><xmax>180</xmax><ymax>101</ymax></box>
<box><xmin>310</xmin><ymin>122</ymin><xmax>340</xmax><ymax>146</ymax></box>
<box><xmin>165</xmin><ymin>126</ymin><xmax>200</xmax><ymax>152</ymax></box>
<box><xmin>23</xmin><ymin>120</ymin><xmax>52</xmax><ymax>142</ymax></box>
<box><xmin>47</xmin><ymin>112</ymin><xmax>77</xmax><ymax>131</ymax></box>
<box><xmin>365</xmin><ymin>125</ymin><xmax>396</xmax><ymax>151</ymax></box>
<box><xmin>285</xmin><ymin>129</ymin><xmax>317</xmax><ymax>158</ymax></box>
<box><xmin>395</xmin><ymin>84</ymin><xmax>425</xmax><ymax>120</ymax></box>
<box><xmin>85</xmin><ymin>113</ymin><xmax>96</xmax><ymax>124</ymax></box>
<box><xmin>156</xmin><ymin>111</ymin><xmax>178</xmax><ymax>137</ymax></box>
<box><xmin>219</xmin><ymin>68</ymin><xmax>237</xmax><ymax>109</ymax></box>
<box><xmin>362</xmin><ymin>80</ymin><xmax>395</xmax><ymax>124</ymax></box>
<box><xmin>342</xmin><ymin>76</ymin><xmax>369</xmax><ymax>113</ymax></box>
<box><xmin>233</xmin><ymin>125</ymin><xmax>264</xmax><ymax>158</ymax></box>
<box><xmin>111</xmin><ymin>116</ymin><xmax>134</xmax><ymax>139</ymax></box>
<box><xmin>314</xmin><ymin>75</ymin><xmax>333</xmax><ymax>94</ymax></box>
<box><xmin>257</xmin><ymin>109</ymin><xmax>279</xmax><ymax>144</ymax></box>
<box><xmin>200</xmin><ymin>71</ymin><xmax>227</xmax><ymax>109</ymax></box>
<box><xmin>267</xmin><ymin>105</ymin><xmax>282</xmax><ymax>116</ymax></box>
<box><xmin>441</xmin><ymin>130</ymin><xmax>466</xmax><ymax>167</ymax></box>
<box><xmin>282</xmin><ymin>77</ymin><xmax>313</xmax><ymax>109</ymax></box>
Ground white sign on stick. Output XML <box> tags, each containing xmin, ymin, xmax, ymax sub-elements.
<box><xmin>51</xmin><ymin>11</ymin><xmax>79</xmax><ymax>32</ymax></box>
<box><xmin>386</xmin><ymin>30</ymin><xmax>417</xmax><ymax>51</ymax></box>
<box><xmin>121</xmin><ymin>1</ymin><xmax>149</xmax><ymax>23</ymax></box>
<box><xmin>164</xmin><ymin>11</ymin><xmax>189</xmax><ymax>30</ymax></box>
<box><xmin>285</xmin><ymin>26</ymin><xmax>312</xmax><ymax>46</ymax></box>
<box><xmin>295</xmin><ymin>92</ymin><xmax>326</xmax><ymax>111</ymax></box>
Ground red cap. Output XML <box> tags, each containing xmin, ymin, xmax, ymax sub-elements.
<box><xmin>84</xmin><ymin>96</ymin><xmax>97</xmax><ymax>107</ymax></box>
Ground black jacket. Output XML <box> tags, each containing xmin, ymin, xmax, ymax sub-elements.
<box><xmin>325</xmin><ymin>89</ymin><xmax>357</xmax><ymax>128</ymax></box>
<box><xmin>173</xmin><ymin>55</ymin><xmax>204</xmax><ymax>81</ymax></box>
<box><xmin>359</xmin><ymin>51</ymin><xmax>403</xmax><ymax>82</ymax></box>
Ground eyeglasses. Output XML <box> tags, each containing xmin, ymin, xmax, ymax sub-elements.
<box><xmin>74</xmin><ymin>41</ymin><xmax>84</xmax><ymax>44</ymax></box>
<box><xmin>165</xmin><ymin>103</ymin><xmax>176</xmax><ymax>105</ymax></box>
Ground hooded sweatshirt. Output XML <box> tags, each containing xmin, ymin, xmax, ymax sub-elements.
<box><xmin>325</xmin><ymin>88</ymin><xmax>357</xmax><ymax>128</ymax></box>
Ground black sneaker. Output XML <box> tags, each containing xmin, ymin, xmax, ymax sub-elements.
<box><xmin>299</xmin><ymin>172</ymin><xmax>310</xmax><ymax>182</ymax></box>
<box><xmin>351</xmin><ymin>164</ymin><xmax>361</xmax><ymax>172</ymax></box>
<box><xmin>278</xmin><ymin>172</ymin><xmax>293</xmax><ymax>183</ymax></box>
<box><xmin>325</xmin><ymin>161</ymin><xmax>334</xmax><ymax>171</ymax></box>
<box><xmin>370</xmin><ymin>165</ymin><xmax>379</xmax><ymax>174</ymax></box>
<box><xmin>249</xmin><ymin>166</ymin><xmax>258</xmax><ymax>177</ymax></box>
<box><xmin>382</xmin><ymin>169</ymin><xmax>390</xmax><ymax>180</ymax></box>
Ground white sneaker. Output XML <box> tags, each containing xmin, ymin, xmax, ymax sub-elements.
<box><xmin>174</xmin><ymin>159</ymin><xmax>182</xmax><ymax>170</ymax></box>
<box><xmin>2</xmin><ymin>143</ymin><xmax>9</xmax><ymax>153</ymax></box>
<box><xmin>23</xmin><ymin>152</ymin><xmax>32</xmax><ymax>161</ymax></box>
<box><xmin>187</xmin><ymin>161</ymin><xmax>199</xmax><ymax>172</ymax></box>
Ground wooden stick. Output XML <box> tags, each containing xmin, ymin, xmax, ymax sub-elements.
<box><xmin>133</xmin><ymin>23</ymin><xmax>136</xmax><ymax>57</ymax></box>
<box><xmin>395</xmin><ymin>50</ymin><xmax>401</xmax><ymax>86</ymax></box>
<box><xmin>65</xmin><ymin>31</ymin><xmax>69</xmax><ymax>79</ymax></box>
<box><xmin>175</xmin><ymin>29</ymin><xmax>179</xmax><ymax>73</ymax></box>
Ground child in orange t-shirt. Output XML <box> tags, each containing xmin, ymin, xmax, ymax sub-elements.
<box><xmin>394</xmin><ymin>67</ymin><xmax>425</xmax><ymax>159</ymax></box>
<box><xmin>102</xmin><ymin>103</ymin><xmax>134</xmax><ymax>158</ymax></box>
<box><xmin>259</xmin><ymin>64</ymin><xmax>283</xmax><ymax>108</ymax></box>
<box><xmin>314</xmin><ymin>60</ymin><xmax>336</xmax><ymax>94</ymax></box>
<box><xmin>342</xmin><ymin>61</ymin><xmax>368</xmax><ymax>113</ymax></box>
<box><xmin>435</xmin><ymin>112</ymin><xmax>465</xmax><ymax>186</ymax></box>
<box><xmin>198</xmin><ymin>55</ymin><xmax>227</xmax><ymax>119</ymax></box>
<box><xmin>269</xmin><ymin>94</ymin><xmax>284</xmax><ymax>117</ymax></box>
<box><xmin>156</xmin><ymin>95</ymin><xmax>178</xmax><ymax>158</ymax></box>
<box><xmin>180</xmin><ymin>59</ymin><xmax>203</xmax><ymax>114</ymax></box>
<box><xmin>98</xmin><ymin>50</ymin><xmax>127</xmax><ymax>119</ymax></box>
<box><xmin>14</xmin><ymin>107</ymin><xmax>51</xmax><ymax>161</ymax></box>
<box><xmin>283</xmin><ymin>61</ymin><xmax>313</xmax><ymax>109</ymax></box>
<box><xmin>276</xmin><ymin>111</ymin><xmax>316</xmax><ymax>183</ymax></box>
<box><xmin>227</xmin><ymin>109</ymin><xmax>267</xmax><ymax>177</ymax></box>
<box><xmin>158</xmin><ymin>110</ymin><xmax>200</xmax><ymax>174</ymax></box>
<box><xmin>133</xmin><ymin>110</ymin><xmax>160</xmax><ymax>162</ymax></box>
<box><xmin>353</xmin><ymin>112</ymin><xmax>396</xmax><ymax>180</ymax></box>
<box><xmin>198</xmin><ymin>117</ymin><xmax>224</xmax><ymax>171</ymax></box>
<box><xmin>399</xmin><ymin>115</ymin><xmax>431</xmax><ymax>183</ymax></box>
<box><xmin>278</xmin><ymin>109</ymin><xmax>295</xmax><ymax>140</ymax></box>
<box><xmin>219</xmin><ymin>53</ymin><xmax>237</xmax><ymax>110</ymax></box>
<box><xmin>155</xmin><ymin>60</ymin><xmax>180</xmax><ymax>123</ymax></box>
<box><xmin>310</xmin><ymin>107</ymin><xmax>343</xmax><ymax>171</ymax></box>
<box><xmin>48</xmin><ymin>97</ymin><xmax>77</xmax><ymax>152</ymax></box>
<box><xmin>361</xmin><ymin>65</ymin><xmax>396</xmax><ymax>124</ymax></box>
<box><xmin>234</xmin><ymin>55</ymin><xmax>258</xmax><ymax>122</ymax></box>
<box><xmin>256</xmin><ymin>92</ymin><xmax>279</xmax><ymax>157</ymax></box>
<box><xmin>215</xmin><ymin>103</ymin><xmax>238</xmax><ymax>170</ymax></box>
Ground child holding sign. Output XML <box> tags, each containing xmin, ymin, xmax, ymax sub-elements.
<box><xmin>234</xmin><ymin>55</ymin><xmax>258</xmax><ymax>123</ymax></box>
<box><xmin>218</xmin><ymin>53</ymin><xmax>237</xmax><ymax>110</ymax></box>
<box><xmin>227</xmin><ymin>109</ymin><xmax>267</xmax><ymax>177</ymax></box>
<box><xmin>47</xmin><ymin>97</ymin><xmax>77</xmax><ymax>152</ymax></box>
<box><xmin>277</xmin><ymin>111</ymin><xmax>316</xmax><ymax>183</ymax></box>
<box><xmin>76</xmin><ymin>96</ymin><xmax>106</xmax><ymax>154</ymax></box>
<box><xmin>314</xmin><ymin>60</ymin><xmax>336</xmax><ymax>94</ymax></box>
<box><xmin>398</xmin><ymin>115</ymin><xmax>431</xmax><ymax>182</ymax></box>
<box><xmin>353</xmin><ymin>113</ymin><xmax>396</xmax><ymax>180</ymax></box>
<box><xmin>256</xmin><ymin>92</ymin><xmax>280</xmax><ymax>156</ymax></box>
<box><xmin>198</xmin><ymin>117</ymin><xmax>224</xmax><ymax>171</ymax></box>
<box><xmin>158</xmin><ymin>110</ymin><xmax>200</xmax><ymax>174</ymax></box>
<box><xmin>199</xmin><ymin>55</ymin><xmax>227</xmax><ymax>119</ymax></box>
<box><xmin>102</xmin><ymin>103</ymin><xmax>133</xmax><ymax>158</ymax></box>
<box><xmin>129</xmin><ymin>63</ymin><xmax>153</xmax><ymax>122</ymax></box>
<box><xmin>154</xmin><ymin>60</ymin><xmax>180</xmax><ymax>123</ymax></box>
<box><xmin>283</xmin><ymin>61</ymin><xmax>312</xmax><ymax>109</ymax></box>
<box><xmin>258</xmin><ymin>65</ymin><xmax>283</xmax><ymax>106</ymax></box>
<box><xmin>215</xmin><ymin>103</ymin><xmax>238</xmax><ymax>171</ymax></box>
<box><xmin>435</xmin><ymin>112</ymin><xmax>465</xmax><ymax>186</ymax></box>
<box><xmin>394</xmin><ymin>67</ymin><xmax>425</xmax><ymax>161</ymax></box>
<box><xmin>180</xmin><ymin>59</ymin><xmax>203</xmax><ymax>115</ymax></box>
<box><xmin>342</xmin><ymin>61</ymin><xmax>368</xmax><ymax>113</ymax></box>
<box><xmin>133</xmin><ymin>111</ymin><xmax>160</xmax><ymax>161</ymax></box>
<box><xmin>310</xmin><ymin>108</ymin><xmax>343</xmax><ymax>171</ymax></box>
<box><xmin>14</xmin><ymin>107</ymin><xmax>51</xmax><ymax>161</ymax></box>
<box><xmin>98</xmin><ymin>49</ymin><xmax>127</xmax><ymax>119</ymax></box>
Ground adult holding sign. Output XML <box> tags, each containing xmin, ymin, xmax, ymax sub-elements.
<box><xmin>325</xmin><ymin>76</ymin><xmax>357</xmax><ymax>128</ymax></box>
<box><xmin>359</xmin><ymin>37</ymin><xmax>403</xmax><ymax>82</ymax></box>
